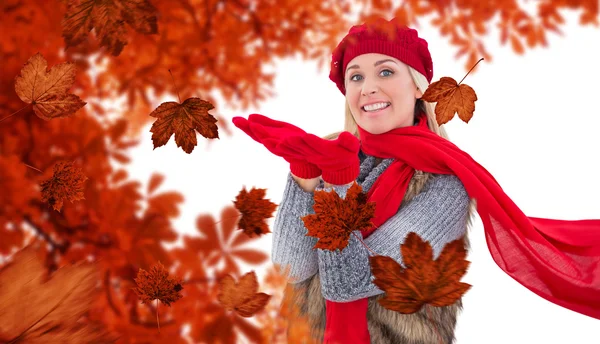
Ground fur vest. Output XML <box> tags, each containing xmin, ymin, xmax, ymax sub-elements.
<box><xmin>281</xmin><ymin>169</ymin><xmax>478</xmax><ymax>344</ymax></box>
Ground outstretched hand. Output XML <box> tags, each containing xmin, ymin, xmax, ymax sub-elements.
<box><xmin>231</xmin><ymin>114</ymin><xmax>321</xmax><ymax>179</ymax></box>
<box><xmin>277</xmin><ymin>131</ymin><xmax>360</xmax><ymax>185</ymax></box>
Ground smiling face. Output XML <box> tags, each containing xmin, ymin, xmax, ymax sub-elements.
<box><xmin>344</xmin><ymin>53</ymin><xmax>422</xmax><ymax>134</ymax></box>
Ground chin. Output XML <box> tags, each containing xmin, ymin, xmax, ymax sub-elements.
<box><xmin>359</xmin><ymin>124</ymin><xmax>390</xmax><ymax>135</ymax></box>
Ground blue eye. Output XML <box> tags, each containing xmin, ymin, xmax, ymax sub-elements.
<box><xmin>350</xmin><ymin>74</ymin><xmax>363</xmax><ymax>81</ymax></box>
<box><xmin>380</xmin><ymin>69</ymin><xmax>394</xmax><ymax>77</ymax></box>
<box><xmin>349</xmin><ymin>69</ymin><xmax>394</xmax><ymax>82</ymax></box>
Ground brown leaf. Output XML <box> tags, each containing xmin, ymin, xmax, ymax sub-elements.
<box><xmin>217</xmin><ymin>271</ymin><xmax>271</xmax><ymax>317</ymax></box>
<box><xmin>40</xmin><ymin>160</ymin><xmax>88</xmax><ymax>212</ymax></box>
<box><xmin>302</xmin><ymin>182</ymin><xmax>376</xmax><ymax>251</ymax></box>
<box><xmin>233</xmin><ymin>187</ymin><xmax>278</xmax><ymax>238</ymax></box>
<box><xmin>368</xmin><ymin>232</ymin><xmax>471</xmax><ymax>314</ymax></box>
<box><xmin>0</xmin><ymin>245</ymin><xmax>113</xmax><ymax>343</ymax></box>
<box><xmin>61</xmin><ymin>0</ymin><xmax>158</xmax><ymax>56</ymax></box>
<box><xmin>132</xmin><ymin>261</ymin><xmax>183</xmax><ymax>307</ymax></box>
<box><xmin>421</xmin><ymin>76</ymin><xmax>478</xmax><ymax>126</ymax></box>
<box><xmin>149</xmin><ymin>97</ymin><xmax>219</xmax><ymax>154</ymax></box>
<box><xmin>14</xmin><ymin>53</ymin><xmax>86</xmax><ymax>120</ymax></box>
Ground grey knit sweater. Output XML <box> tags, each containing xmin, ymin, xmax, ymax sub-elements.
<box><xmin>271</xmin><ymin>150</ymin><xmax>471</xmax><ymax>303</ymax></box>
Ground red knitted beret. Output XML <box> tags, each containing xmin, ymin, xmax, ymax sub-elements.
<box><xmin>329</xmin><ymin>17</ymin><xmax>433</xmax><ymax>95</ymax></box>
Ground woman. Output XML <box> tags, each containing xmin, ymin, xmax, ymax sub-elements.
<box><xmin>233</xmin><ymin>17</ymin><xmax>600</xmax><ymax>344</ymax></box>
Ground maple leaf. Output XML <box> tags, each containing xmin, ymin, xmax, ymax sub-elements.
<box><xmin>233</xmin><ymin>187</ymin><xmax>278</xmax><ymax>238</ymax></box>
<box><xmin>190</xmin><ymin>206</ymin><xmax>269</xmax><ymax>278</ymax></box>
<box><xmin>132</xmin><ymin>261</ymin><xmax>183</xmax><ymax>307</ymax></box>
<box><xmin>302</xmin><ymin>182</ymin><xmax>376</xmax><ymax>251</ymax></box>
<box><xmin>368</xmin><ymin>232</ymin><xmax>471</xmax><ymax>314</ymax></box>
<box><xmin>149</xmin><ymin>97</ymin><xmax>219</xmax><ymax>154</ymax></box>
<box><xmin>217</xmin><ymin>271</ymin><xmax>271</xmax><ymax>317</ymax></box>
<box><xmin>0</xmin><ymin>245</ymin><xmax>114</xmax><ymax>343</ymax></box>
<box><xmin>421</xmin><ymin>76</ymin><xmax>478</xmax><ymax>126</ymax></box>
<box><xmin>61</xmin><ymin>0</ymin><xmax>158</xmax><ymax>56</ymax></box>
<box><xmin>14</xmin><ymin>53</ymin><xmax>86</xmax><ymax>120</ymax></box>
<box><xmin>40</xmin><ymin>160</ymin><xmax>88</xmax><ymax>212</ymax></box>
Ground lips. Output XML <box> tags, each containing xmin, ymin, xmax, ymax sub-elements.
<box><xmin>361</xmin><ymin>102</ymin><xmax>391</xmax><ymax>115</ymax></box>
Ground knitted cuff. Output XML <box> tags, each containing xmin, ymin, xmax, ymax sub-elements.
<box><xmin>290</xmin><ymin>162</ymin><xmax>321</xmax><ymax>179</ymax></box>
<box><xmin>321</xmin><ymin>162</ymin><xmax>360</xmax><ymax>185</ymax></box>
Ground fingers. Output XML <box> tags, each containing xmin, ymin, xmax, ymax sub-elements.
<box><xmin>301</xmin><ymin>131</ymin><xmax>359</xmax><ymax>153</ymax></box>
<box><xmin>282</xmin><ymin>135</ymin><xmax>323</xmax><ymax>157</ymax></box>
<box><xmin>336</xmin><ymin>131</ymin><xmax>361</xmax><ymax>151</ymax></box>
<box><xmin>232</xmin><ymin>116</ymin><xmax>260</xmax><ymax>142</ymax></box>
<box><xmin>248</xmin><ymin>114</ymin><xmax>305</xmax><ymax>133</ymax></box>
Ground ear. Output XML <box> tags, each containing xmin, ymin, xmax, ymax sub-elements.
<box><xmin>416</xmin><ymin>86</ymin><xmax>423</xmax><ymax>99</ymax></box>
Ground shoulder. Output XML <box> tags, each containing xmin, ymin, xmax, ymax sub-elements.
<box><xmin>420</xmin><ymin>173</ymin><xmax>470</xmax><ymax>207</ymax></box>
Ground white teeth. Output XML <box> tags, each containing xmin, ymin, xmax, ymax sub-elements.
<box><xmin>363</xmin><ymin>102</ymin><xmax>390</xmax><ymax>112</ymax></box>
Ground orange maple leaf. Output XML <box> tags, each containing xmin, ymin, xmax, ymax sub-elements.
<box><xmin>301</xmin><ymin>182</ymin><xmax>376</xmax><ymax>251</ymax></box>
<box><xmin>14</xmin><ymin>53</ymin><xmax>86</xmax><ymax>120</ymax></box>
<box><xmin>217</xmin><ymin>271</ymin><xmax>271</xmax><ymax>318</ymax></box>
<box><xmin>132</xmin><ymin>261</ymin><xmax>184</xmax><ymax>307</ymax></box>
<box><xmin>40</xmin><ymin>160</ymin><xmax>88</xmax><ymax>212</ymax></box>
<box><xmin>191</xmin><ymin>206</ymin><xmax>269</xmax><ymax>277</ymax></box>
<box><xmin>368</xmin><ymin>232</ymin><xmax>471</xmax><ymax>314</ymax></box>
<box><xmin>233</xmin><ymin>187</ymin><xmax>278</xmax><ymax>238</ymax></box>
<box><xmin>61</xmin><ymin>0</ymin><xmax>158</xmax><ymax>56</ymax></box>
<box><xmin>421</xmin><ymin>76</ymin><xmax>478</xmax><ymax>126</ymax></box>
<box><xmin>149</xmin><ymin>97</ymin><xmax>219</xmax><ymax>154</ymax></box>
<box><xmin>0</xmin><ymin>245</ymin><xmax>115</xmax><ymax>343</ymax></box>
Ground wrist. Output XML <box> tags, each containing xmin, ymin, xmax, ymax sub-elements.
<box><xmin>290</xmin><ymin>162</ymin><xmax>321</xmax><ymax>179</ymax></box>
<box><xmin>321</xmin><ymin>162</ymin><xmax>360</xmax><ymax>185</ymax></box>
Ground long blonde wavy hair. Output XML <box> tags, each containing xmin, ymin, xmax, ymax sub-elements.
<box><xmin>322</xmin><ymin>65</ymin><xmax>448</xmax><ymax>141</ymax></box>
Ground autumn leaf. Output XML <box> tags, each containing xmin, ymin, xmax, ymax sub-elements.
<box><xmin>233</xmin><ymin>187</ymin><xmax>278</xmax><ymax>238</ymax></box>
<box><xmin>133</xmin><ymin>261</ymin><xmax>183</xmax><ymax>307</ymax></box>
<box><xmin>302</xmin><ymin>182</ymin><xmax>376</xmax><ymax>251</ymax></box>
<box><xmin>217</xmin><ymin>271</ymin><xmax>271</xmax><ymax>318</ymax></box>
<box><xmin>149</xmin><ymin>97</ymin><xmax>219</xmax><ymax>154</ymax></box>
<box><xmin>61</xmin><ymin>0</ymin><xmax>158</xmax><ymax>56</ymax></box>
<box><xmin>369</xmin><ymin>232</ymin><xmax>471</xmax><ymax>314</ymax></box>
<box><xmin>0</xmin><ymin>245</ymin><xmax>114</xmax><ymax>343</ymax></box>
<box><xmin>421</xmin><ymin>76</ymin><xmax>478</xmax><ymax>126</ymax></box>
<box><xmin>14</xmin><ymin>52</ymin><xmax>86</xmax><ymax>120</ymax></box>
<box><xmin>40</xmin><ymin>160</ymin><xmax>88</xmax><ymax>212</ymax></box>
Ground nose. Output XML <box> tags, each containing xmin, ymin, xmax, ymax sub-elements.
<box><xmin>361</xmin><ymin>79</ymin><xmax>379</xmax><ymax>96</ymax></box>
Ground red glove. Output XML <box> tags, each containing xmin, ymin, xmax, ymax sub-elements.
<box><xmin>277</xmin><ymin>131</ymin><xmax>360</xmax><ymax>185</ymax></box>
<box><xmin>231</xmin><ymin>114</ymin><xmax>321</xmax><ymax>179</ymax></box>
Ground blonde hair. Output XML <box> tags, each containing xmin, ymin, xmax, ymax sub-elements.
<box><xmin>322</xmin><ymin>65</ymin><xmax>449</xmax><ymax>141</ymax></box>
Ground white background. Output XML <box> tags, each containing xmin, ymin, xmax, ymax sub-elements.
<box><xmin>124</xmin><ymin>11</ymin><xmax>600</xmax><ymax>344</ymax></box>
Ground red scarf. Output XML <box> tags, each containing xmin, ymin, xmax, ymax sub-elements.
<box><xmin>323</xmin><ymin>110</ymin><xmax>600</xmax><ymax>343</ymax></box>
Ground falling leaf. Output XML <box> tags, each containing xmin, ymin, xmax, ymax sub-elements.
<box><xmin>369</xmin><ymin>232</ymin><xmax>471</xmax><ymax>314</ymax></box>
<box><xmin>149</xmin><ymin>97</ymin><xmax>219</xmax><ymax>154</ymax></box>
<box><xmin>14</xmin><ymin>53</ymin><xmax>86</xmax><ymax>120</ymax></box>
<box><xmin>421</xmin><ymin>76</ymin><xmax>477</xmax><ymax>126</ymax></box>
<box><xmin>0</xmin><ymin>245</ymin><xmax>114</xmax><ymax>343</ymax></box>
<box><xmin>190</xmin><ymin>206</ymin><xmax>269</xmax><ymax>278</ymax></box>
<box><xmin>40</xmin><ymin>160</ymin><xmax>88</xmax><ymax>212</ymax></box>
<box><xmin>302</xmin><ymin>182</ymin><xmax>376</xmax><ymax>251</ymax></box>
<box><xmin>61</xmin><ymin>0</ymin><xmax>158</xmax><ymax>56</ymax></box>
<box><xmin>233</xmin><ymin>187</ymin><xmax>278</xmax><ymax>238</ymax></box>
<box><xmin>217</xmin><ymin>271</ymin><xmax>271</xmax><ymax>317</ymax></box>
<box><xmin>133</xmin><ymin>261</ymin><xmax>183</xmax><ymax>307</ymax></box>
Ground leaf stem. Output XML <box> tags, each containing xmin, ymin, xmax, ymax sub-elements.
<box><xmin>24</xmin><ymin>163</ymin><xmax>43</xmax><ymax>173</ymax></box>
<box><xmin>425</xmin><ymin>306</ymin><xmax>444</xmax><ymax>344</ymax></box>
<box><xmin>458</xmin><ymin>58</ymin><xmax>484</xmax><ymax>85</ymax></box>
<box><xmin>156</xmin><ymin>299</ymin><xmax>160</xmax><ymax>333</ymax></box>
<box><xmin>0</xmin><ymin>104</ymin><xmax>30</xmax><ymax>123</ymax></box>
<box><xmin>351</xmin><ymin>231</ymin><xmax>379</xmax><ymax>256</ymax></box>
<box><xmin>168</xmin><ymin>69</ymin><xmax>182</xmax><ymax>103</ymax></box>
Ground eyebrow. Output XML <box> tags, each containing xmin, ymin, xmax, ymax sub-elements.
<box><xmin>346</xmin><ymin>59</ymin><xmax>398</xmax><ymax>73</ymax></box>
